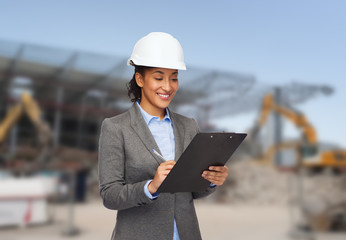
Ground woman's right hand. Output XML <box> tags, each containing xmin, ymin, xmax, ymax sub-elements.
<box><xmin>148</xmin><ymin>160</ymin><xmax>176</xmax><ymax>194</ymax></box>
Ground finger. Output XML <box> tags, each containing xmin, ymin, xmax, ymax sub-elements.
<box><xmin>202</xmin><ymin>170</ymin><xmax>228</xmax><ymax>182</ymax></box>
<box><xmin>202</xmin><ymin>171</ymin><xmax>216</xmax><ymax>178</ymax></box>
<box><xmin>159</xmin><ymin>161</ymin><xmax>176</xmax><ymax>169</ymax></box>
<box><xmin>203</xmin><ymin>174</ymin><xmax>225</xmax><ymax>181</ymax></box>
<box><xmin>210</xmin><ymin>166</ymin><xmax>228</xmax><ymax>171</ymax></box>
<box><xmin>203</xmin><ymin>175</ymin><xmax>226</xmax><ymax>185</ymax></box>
<box><xmin>160</xmin><ymin>163</ymin><xmax>174</xmax><ymax>168</ymax></box>
<box><xmin>209</xmin><ymin>166</ymin><xmax>228</xmax><ymax>173</ymax></box>
<box><xmin>203</xmin><ymin>170</ymin><xmax>226</xmax><ymax>177</ymax></box>
<box><xmin>204</xmin><ymin>169</ymin><xmax>229</xmax><ymax>176</ymax></box>
<box><xmin>160</xmin><ymin>164</ymin><xmax>176</xmax><ymax>173</ymax></box>
<box><xmin>160</xmin><ymin>170</ymin><xmax>172</xmax><ymax>175</ymax></box>
<box><xmin>160</xmin><ymin>165</ymin><xmax>175</xmax><ymax>171</ymax></box>
<box><xmin>164</xmin><ymin>160</ymin><xmax>176</xmax><ymax>165</ymax></box>
<box><xmin>160</xmin><ymin>160</ymin><xmax>175</xmax><ymax>166</ymax></box>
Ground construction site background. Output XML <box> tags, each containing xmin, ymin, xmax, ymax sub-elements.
<box><xmin>1</xmin><ymin>2</ymin><xmax>346</xmax><ymax>240</ymax></box>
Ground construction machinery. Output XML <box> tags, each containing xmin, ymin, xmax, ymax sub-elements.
<box><xmin>250</xmin><ymin>93</ymin><xmax>346</xmax><ymax>237</ymax></box>
<box><xmin>0</xmin><ymin>92</ymin><xmax>52</xmax><ymax>165</ymax></box>
<box><xmin>250</xmin><ymin>93</ymin><xmax>346</xmax><ymax>169</ymax></box>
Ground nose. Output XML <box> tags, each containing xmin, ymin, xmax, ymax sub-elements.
<box><xmin>161</xmin><ymin>78</ymin><xmax>172</xmax><ymax>92</ymax></box>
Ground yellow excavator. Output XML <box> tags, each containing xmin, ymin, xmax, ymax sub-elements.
<box><xmin>251</xmin><ymin>94</ymin><xmax>346</xmax><ymax>169</ymax></box>
<box><xmin>0</xmin><ymin>92</ymin><xmax>52</xmax><ymax>164</ymax></box>
<box><xmin>251</xmin><ymin>94</ymin><xmax>346</xmax><ymax>234</ymax></box>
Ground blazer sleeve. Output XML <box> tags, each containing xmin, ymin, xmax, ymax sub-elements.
<box><xmin>98</xmin><ymin>118</ymin><xmax>154</xmax><ymax>211</ymax></box>
<box><xmin>190</xmin><ymin>118</ymin><xmax>217</xmax><ymax>199</ymax></box>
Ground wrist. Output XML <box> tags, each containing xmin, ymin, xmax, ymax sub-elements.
<box><xmin>148</xmin><ymin>181</ymin><xmax>158</xmax><ymax>194</ymax></box>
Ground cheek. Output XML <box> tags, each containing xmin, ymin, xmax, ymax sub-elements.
<box><xmin>148</xmin><ymin>81</ymin><xmax>161</xmax><ymax>91</ymax></box>
<box><xmin>173</xmin><ymin>82</ymin><xmax>179</xmax><ymax>91</ymax></box>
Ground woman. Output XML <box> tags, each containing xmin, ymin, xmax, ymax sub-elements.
<box><xmin>98</xmin><ymin>32</ymin><xmax>229</xmax><ymax>240</ymax></box>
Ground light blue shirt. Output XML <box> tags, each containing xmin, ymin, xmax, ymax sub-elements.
<box><xmin>136</xmin><ymin>102</ymin><xmax>180</xmax><ymax>240</ymax></box>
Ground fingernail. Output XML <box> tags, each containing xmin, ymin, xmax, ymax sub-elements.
<box><xmin>209</xmin><ymin>167</ymin><xmax>214</xmax><ymax>170</ymax></box>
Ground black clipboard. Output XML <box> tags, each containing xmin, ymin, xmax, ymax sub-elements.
<box><xmin>157</xmin><ymin>132</ymin><xmax>247</xmax><ymax>193</ymax></box>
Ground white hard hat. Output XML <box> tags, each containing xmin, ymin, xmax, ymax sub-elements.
<box><xmin>127</xmin><ymin>32</ymin><xmax>186</xmax><ymax>70</ymax></box>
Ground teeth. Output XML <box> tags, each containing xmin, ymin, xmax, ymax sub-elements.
<box><xmin>158</xmin><ymin>94</ymin><xmax>169</xmax><ymax>98</ymax></box>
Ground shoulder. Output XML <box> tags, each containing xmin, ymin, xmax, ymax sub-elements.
<box><xmin>170</xmin><ymin>110</ymin><xmax>194</xmax><ymax>123</ymax></box>
<box><xmin>100</xmin><ymin>109</ymin><xmax>131</xmax><ymax>137</ymax></box>
<box><xmin>103</xmin><ymin>110</ymin><xmax>131</xmax><ymax>126</ymax></box>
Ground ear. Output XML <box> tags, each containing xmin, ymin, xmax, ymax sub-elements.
<box><xmin>135</xmin><ymin>72</ymin><xmax>144</xmax><ymax>87</ymax></box>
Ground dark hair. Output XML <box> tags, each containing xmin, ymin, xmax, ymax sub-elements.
<box><xmin>127</xmin><ymin>65</ymin><xmax>152</xmax><ymax>102</ymax></box>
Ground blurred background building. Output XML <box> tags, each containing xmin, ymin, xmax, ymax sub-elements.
<box><xmin>0</xmin><ymin>38</ymin><xmax>335</xmax><ymax>168</ymax></box>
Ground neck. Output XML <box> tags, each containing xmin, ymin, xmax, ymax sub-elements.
<box><xmin>139</xmin><ymin>101</ymin><xmax>166</xmax><ymax>120</ymax></box>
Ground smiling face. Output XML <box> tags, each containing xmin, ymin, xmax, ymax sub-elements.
<box><xmin>135</xmin><ymin>67</ymin><xmax>179</xmax><ymax>118</ymax></box>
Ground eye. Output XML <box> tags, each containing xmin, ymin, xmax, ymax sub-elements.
<box><xmin>154</xmin><ymin>78</ymin><xmax>163</xmax><ymax>81</ymax></box>
<box><xmin>172</xmin><ymin>78</ymin><xmax>178</xmax><ymax>82</ymax></box>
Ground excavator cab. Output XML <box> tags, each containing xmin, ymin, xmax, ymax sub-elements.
<box><xmin>300</xmin><ymin>143</ymin><xmax>318</xmax><ymax>158</ymax></box>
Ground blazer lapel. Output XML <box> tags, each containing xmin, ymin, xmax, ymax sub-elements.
<box><xmin>129</xmin><ymin>103</ymin><xmax>164</xmax><ymax>165</ymax></box>
<box><xmin>168</xmin><ymin>109</ymin><xmax>185</xmax><ymax>162</ymax></box>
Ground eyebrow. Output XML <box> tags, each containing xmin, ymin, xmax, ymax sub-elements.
<box><xmin>152</xmin><ymin>71</ymin><xmax>178</xmax><ymax>75</ymax></box>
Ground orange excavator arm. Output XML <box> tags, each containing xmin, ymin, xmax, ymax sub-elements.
<box><xmin>0</xmin><ymin>98</ymin><xmax>24</xmax><ymax>144</ymax></box>
<box><xmin>253</xmin><ymin>94</ymin><xmax>317</xmax><ymax>145</ymax></box>
<box><xmin>252</xmin><ymin>94</ymin><xmax>346</xmax><ymax>168</ymax></box>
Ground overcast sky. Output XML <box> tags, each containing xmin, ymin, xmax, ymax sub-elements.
<box><xmin>1</xmin><ymin>0</ymin><xmax>345</xmax><ymax>146</ymax></box>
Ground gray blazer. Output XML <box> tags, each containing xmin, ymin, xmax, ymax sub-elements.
<box><xmin>98</xmin><ymin>103</ymin><xmax>216</xmax><ymax>240</ymax></box>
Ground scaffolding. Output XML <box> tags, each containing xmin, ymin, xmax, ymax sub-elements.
<box><xmin>0</xmin><ymin>39</ymin><xmax>256</xmax><ymax>152</ymax></box>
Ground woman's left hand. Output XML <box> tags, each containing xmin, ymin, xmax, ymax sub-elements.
<box><xmin>202</xmin><ymin>166</ymin><xmax>229</xmax><ymax>186</ymax></box>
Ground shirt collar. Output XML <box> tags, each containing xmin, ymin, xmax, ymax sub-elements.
<box><xmin>136</xmin><ymin>101</ymin><xmax>171</xmax><ymax>126</ymax></box>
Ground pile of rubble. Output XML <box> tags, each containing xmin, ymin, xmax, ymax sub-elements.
<box><xmin>211</xmin><ymin>158</ymin><xmax>346</xmax><ymax>206</ymax></box>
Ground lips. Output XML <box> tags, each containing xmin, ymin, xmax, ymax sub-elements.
<box><xmin>157</xmin><ymin>93</ymin><xmax>171</xmax><ymax>100</ymax></box>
